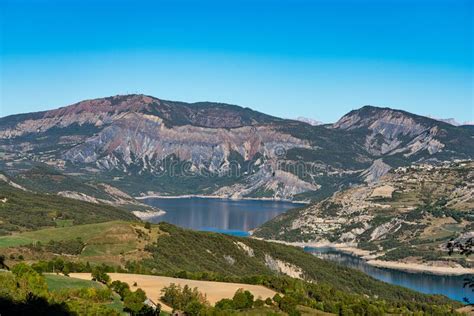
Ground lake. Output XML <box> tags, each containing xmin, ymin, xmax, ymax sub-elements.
<box><xmin>143</xmin><ymin>197</ymin><xmax>303</xmax><ymax>235</ymax></box>
<box><xmin>142</xmin><ymin>197</ymin><xmax>472</xmax><ymax>303</ymax></box>
<box><xmin>306</xmin><ymin>247</ymin><xmax>473</xmax><ymax>303</ymax></box>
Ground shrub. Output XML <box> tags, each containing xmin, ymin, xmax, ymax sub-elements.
<box><xmin>278</xmin><ymin>295</ymin><xmax>300</xmax><ymax>315</ymax></box>
<box><xmin>254</xmin><ymin>298</ymin><xmax>265</xmax><ymax>308</ymax></box>
<box><xmin>109</xmin><ymin>280</ymin><xmax>131</xmax><ymax>299</ymax></box>
<box><xmin>91</xmin><ymin>265</ymin><xmax>111</xmax><ymax>284</ymax></box>
<box><xmin>123</xmin><ymin>288</ymin><xmax>147</xmax><ymax>314</ymax></box>
<box><xmin>232</xmin><ymin>288</ymin><xmax>254</xmax><ymax>309</ymax></box>
<box><xmin>161</xmin><ymin>283</ymin><xmax>209</xmax><ymax>312</ymax></box>
<box><xmin>215</xmin><ymin>298</ymin><xmax>235</xmax><ymax>310</ymax></box>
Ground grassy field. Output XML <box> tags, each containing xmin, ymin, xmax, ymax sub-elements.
<box><xmin>0</xmin><ymin>235</ymin><xmax>35</xmax><ymax>248</ymax></box>
<box><xmin>0</xmin><ymin>221</ymin><xmax>162</xmax><ymax>265</ymax></box>
<box><xmin>45</xmin><ymin>274</ymin><xmax>125</xmax><ymax>313</ymax></box>
<box><xmin>45</xmin><ymin>273</ymin><xmax>103</xmax><ymax>291</ymax></box>
<box><xmin>55</xmin><ymin>219</ymin><xmax>74</xmax><ymax>228</ymax></box>
<box><xmin>0</xmin><ymin>221</ymin><xmax>120</xmax><ymax>244</ymax></box>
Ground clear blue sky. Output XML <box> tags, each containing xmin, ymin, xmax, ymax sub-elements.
<box><xmin>1</xmin><ymin>0</ymin><xmax>473</xmax><ymax>123</ymax></box>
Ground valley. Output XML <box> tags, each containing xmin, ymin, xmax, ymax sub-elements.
<box><xmin>0</xmin><ymin>95</ymin><xmax>473</xmax><ymax>314</ymax></box>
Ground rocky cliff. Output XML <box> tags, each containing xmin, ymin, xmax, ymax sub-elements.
<box><xmin>1</xmin><ymin>95</ymin><xmax>473</xmax><ymax>200</ymax></box>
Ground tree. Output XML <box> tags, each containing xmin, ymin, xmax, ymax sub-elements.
<box><xmin>144</xmin><ymin>222</ymin><xmax>151</xmax><ymax>230</ymax></box>
<box><xmin>110</xmin><ymin>280</ymin><xmax>131</xmax><ymax>299</ymax></box>
<box><xmin>254</xmin><ymin>298</ymin><xmax>265</xmax><ymax>308</ymax></box>
<box><xmin>62</xmin><ymin>265</ymin><xmax>70</xmax><ymax>276</ymax></box>
<box><xmin>184</xmin><ymin>300</ymin><xmax>205</xmax><ymax>316</ymax></box>
<box><xmin>215</xmin><ymin>298</ymin><xmax>235</xmax><ymax>310</ymax></box>
<box><xmin>160</xmin><ymin>283</ymin><xmax>209</xmax><ymax>312</ymax></box>
<box><xmin>11</xmin><ymin>263</ymin><xmax>48</xmax><ymax>297</ymax></box>
<box><xmin>232</xmin><ymin>288</ymin><xmax>254</xmax><ymax>310</ymax></box>
<box><xmin>278</xmin><ymin>295</ymin><xmax>300</xmax><ymax>315</ymax></box>
<box><xmin>91</xmin><ymin>266</ymin><xmax>110</xmax><ymax>284</ymax></box>
<box><xmin>12</xmin><ymin>262</ymin><xmax>36</xmax><ymax>278</ymax></box>
<box><xmin>124</xmin><ymin>288</ymin><xmax>147</xmax><ymax>314</ymax></box>
<box><xmin>272</xmin><ymin>293</ymin><xmax>282</xmax><ymax>304</ymax></box>
<box><xmin>447</xmin><ymin>237</ymin><xmax>473</xmax><ymax>305</ymax></box>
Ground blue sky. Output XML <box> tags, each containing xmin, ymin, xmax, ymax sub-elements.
<box><xmin>1</xmin><ymin>0</ymin><xmax>473</xmax><ymax>123</ymax></box>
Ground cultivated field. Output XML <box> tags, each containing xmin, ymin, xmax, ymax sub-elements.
<box><xmin>70</xmin><ymin>272</ymin><xmax>278</xmax><ymax>312</ymax></box>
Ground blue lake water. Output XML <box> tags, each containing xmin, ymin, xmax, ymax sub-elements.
<box><xmin>306</xmin><ymin>247</ymin><xmax>473</xmax><ymax>303</ymax></box>
<box><xmin>142</xmin><ymin>197</ymin><xmax>473</xmax><ymax>303</ymax></box>
<box><xmin>143</xmin><ymin>197</ymin><xmax>303</xmax><ymax>235</ymax></box>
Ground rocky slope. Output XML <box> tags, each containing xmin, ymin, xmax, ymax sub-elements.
<box><xmin>1</xmin><ymin>95</ymin><xmax>473</xmax><ymax>201</ymax></box>
<box><xmin>254</xmin><ymin>160</ymin><xmax>473</xmax><ymax>268</ymax></box>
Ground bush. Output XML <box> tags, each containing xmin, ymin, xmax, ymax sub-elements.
<box><xmin>1</xmin><ymin>263</ymin><xmax>122</xmax><ymax>315</ymax></box>
<box><xmin>184</xmin><ymin>300</ymin><xmax>206</xmax><ymax>316</ymax></box>
<box><xmin>160</xmin><ymin>283</ymin><xmax>208</xmax><ymax>312</ymax></box>
<box><xmin>232</xmin><ymin>288</ymin><xmax>254</xmax><ymax>310</ymax></box>
<box><xmin>109</xmin><ymin>280</ymin><xmax>131</xmax><ymax>299</ymax></box>
<box><xmin>215</xmin><ymin>298</ymin><xmax>235</xmax><ymax>310</ymax></box>
<box><xmin>91</xmin><ymin>265</ymin><xmax>111</xmax><ymax>284</ymax></box>
<box><xmin>123</xmin><ymin>288</ymin><xmax>147</xmax><ymax>314</ymax></box>
<box><xmin>44</xmin><ymin>238</ymin><xmax>85</xmax><ymax>255</ymax></box>
<box><xmin>254</xmin><ymin>298</ymin><xmax>265</xmax><ymax>308</ymax></box>
<box><xmin>278</xmin><ymin>295</ymin><xmax>300</xmax><ymax>315</ymax></box>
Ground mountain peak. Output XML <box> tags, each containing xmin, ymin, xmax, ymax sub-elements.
<box><xmin>45</xmin><ymin>94</ymin><xmax>159</xmax><ymax>117</ymax></box>
<box><xmin>7</xmin><ymin>94</ymin><xmax>284</xmax><ymax>130</ymax></box>
<box><xmin>331</xmin><ymin>105</ymin><xmax>463</xmax><ymax>157</ymax></box>
<box><xmin>333</xmin><ymin>105</ymin><xmax>439</xmax><ymax>131</ymax></box>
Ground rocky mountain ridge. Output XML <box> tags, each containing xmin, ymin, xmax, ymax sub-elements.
<box><xmin>1</xmin><ymin>95</ymin><xmax>473</xmax><ymax>201</ymax></box>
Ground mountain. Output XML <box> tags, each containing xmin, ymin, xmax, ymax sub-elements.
<box><xmin>294</xmin><ymin>116</ymin><xmax>323</xmax><ymax>126</ymax></box>
<box><xmin>253</xmin><ymin>160</ymin><xmax>473</xmax><ymax>268</ymax></box>
<box><xmin>1</xmin><ymin>95</ymin><xmax>473</xmax><ymax>201</ymax></box>
<box><xmin>430</xmin><ymin>117</ymin><xmax>461</xmax><ymax>126</ymax></box>
<box><xmin>332</xmin><ymin>106</ymin><xmax>473</xmax><ymax>159</ymax></box>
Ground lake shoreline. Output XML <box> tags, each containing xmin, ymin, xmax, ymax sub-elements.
<box><xmin>136</xmin><ymin>194</ymin><xmax>310</xmax><ymax>204</ymax></box>
<box><xmin>257</xmin><ymin>239</ymin><xmax>473</xmax><ymax>276</ymax></box>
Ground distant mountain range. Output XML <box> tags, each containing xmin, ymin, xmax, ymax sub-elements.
<box><xmin>1</xmin><ymin>94</ymin><xmax>473</xmax><ymax>201</ymax></box>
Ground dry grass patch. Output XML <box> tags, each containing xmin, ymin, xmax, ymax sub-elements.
<box><xmin>70</xmin><ymin>272</ymin><xmax>278</xmax><ymax>313</ymax></box>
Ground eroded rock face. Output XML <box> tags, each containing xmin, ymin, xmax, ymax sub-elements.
<box><xmin>1</xmin><ymin>96</ymin><xmax>472</xmax><ymax>200</ymax></box>
<box><xmin>333</xmin><ymin>106</ymin><xmax>448</xmax><ymax>157</ymax></box>
<box><xmin>64</xmin><ymin>112</ymin><xmax>309</xmax><ymax>170</ymax></box>
<box><xmin>264</xmin><ymin>254</ymin><xmax>303</xmax><ymax>279</ymax></box>
<box><xmin>0</xmin><ymin>95</ymin><xmax>319</xmax><ymax>199</ymax></box>
<box><xmin>361</xmin><ymin>159</ymin><xmax>392</xmax><ymax>183</ymax></box>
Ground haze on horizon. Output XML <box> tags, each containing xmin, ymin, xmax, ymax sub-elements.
<box><xmin>0</xmin><ymin>0</ymin><xmax>473</xmax><ymax>123</ymax></box>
